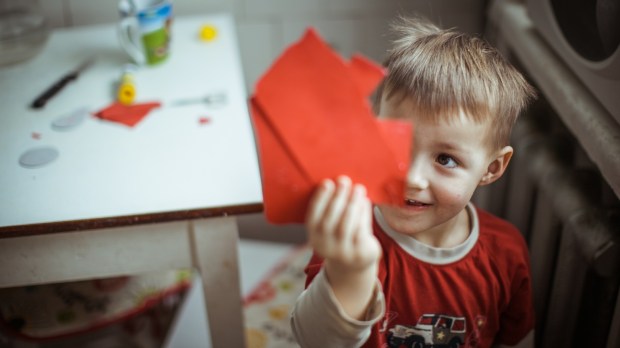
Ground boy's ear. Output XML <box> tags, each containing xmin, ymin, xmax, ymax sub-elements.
<box><xmin>479</xmin><ymin>146</ymin><xmax>513</xmax><ymax>186</ymax></box>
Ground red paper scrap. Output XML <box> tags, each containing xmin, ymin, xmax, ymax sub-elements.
<box><xmin>251</xmin><ymin>28</ymin><xmax>413</xmax><ymax>224</ymax></box>
<box><xmin>93</xmin><ymin>101</ymin><xmax>161</xmax><ymax>127</ymax></box>
<box><xmin>198</xmin><ymin>116</ymin><xmax>211</xmax><ymax>125</ymax></box>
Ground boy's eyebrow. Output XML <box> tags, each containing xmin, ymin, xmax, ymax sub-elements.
<box><xmin>434</xmin><ymin>141</ymin><xmax>465</xmax><ymax>152</ymax></box>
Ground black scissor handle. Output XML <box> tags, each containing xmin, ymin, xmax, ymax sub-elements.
<box><xmin>30</xmin><ymin>73</ymin><xmax>78</xmax><ymax>109</ymax></box>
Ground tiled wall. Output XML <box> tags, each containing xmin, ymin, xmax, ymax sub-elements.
<box><xmin>38</xmin><ymin>0</ymin><xmax>486</xmax><ymax>91</ymax></box>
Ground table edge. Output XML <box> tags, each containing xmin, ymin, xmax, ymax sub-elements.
<box><xmin>0</xmin><ymin>203</ymin><xmax>264</xmax><ymax>239</ymax></box>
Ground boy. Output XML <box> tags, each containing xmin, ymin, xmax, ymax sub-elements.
<box><xmin>290</xmin><ymin>16</ymin><xmax>536</xmax><ymax>348</ymax></box>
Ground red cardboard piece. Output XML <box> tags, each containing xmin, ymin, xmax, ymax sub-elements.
<box><xmin>251</xmin><ymin>28</ymin><xmax>412</xmax><ymax>224</ymax></box>
<box><xmin>94</xmin><ymin>101</ymin><xmax>161</xmax><ymax>127</ymax></box>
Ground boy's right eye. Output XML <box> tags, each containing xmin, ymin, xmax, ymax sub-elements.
<box><xmin>437</xmin><ymin>154</ymin><xmax>458</xmax><ymax>168</ymax></box>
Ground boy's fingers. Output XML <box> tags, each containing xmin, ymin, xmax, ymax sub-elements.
<box><xmin>322</xmin><ymin>176</ymin><xmax>352</xmax><ymax>235</ymax></box>
<box><xmin>353</xmin><ymin>198</ymin><xmax>373</xmax><ymax>245</ymax></box>
<box><xmin>363</xmin><ymin>198</ymin><xmax>373</xmax><ymax>231</ymax></box>
<box><xmin>339</xmin><ymin>184</ymin><xmax>367</xmax><ymax>241</ymax></box>
<box><xmin>306</xmin><ymin>179</ymin><xmax>335</xmax><ymax>232</ymax></box>
<box><xmin>336</xmin><ymin>184</ymin><xmax>367</xmax><ymax>260</ymax></box>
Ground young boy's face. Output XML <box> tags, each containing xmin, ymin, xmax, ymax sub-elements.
<box><xmin>377</xmin><ymin>94</ymin><xmax>505</xmax><ymax>245</ymax></box>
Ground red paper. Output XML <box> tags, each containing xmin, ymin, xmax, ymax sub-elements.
<box><xmin>93</xmin><ymin>102</ymin><xmax>161</xmax><ymax>127</ymax></box>
<box><xmin>251</xmin><ymin>28</ymin><xmax>412</xmax><ymax>224</ymax></box>
<box><xmin>198</xmin><ymin>116</ymin><xmax>211</xmax><ymax>125</ymax></box>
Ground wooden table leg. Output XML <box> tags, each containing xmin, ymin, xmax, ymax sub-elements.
<box><xmin>190</xmin><ymin>217</ymin><xmax>246</xmax><ymax>348</ymax></box>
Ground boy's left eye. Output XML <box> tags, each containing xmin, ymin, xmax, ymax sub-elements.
<box><xmin>437</xmin><ymin>154</ymin><xmax>458</xmax><ymax>168</ymax></box>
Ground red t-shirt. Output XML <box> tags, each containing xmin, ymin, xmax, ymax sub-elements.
<box><xmin>304</xmin><ymin>206</ymin><xmax>534</xmax><ymax>348</ymax></box>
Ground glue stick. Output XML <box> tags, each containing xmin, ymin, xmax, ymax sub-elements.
<box><xmin>117</xmin><ymin>64</ymin><xmax>137</xmax><ymax>105</ymax></box>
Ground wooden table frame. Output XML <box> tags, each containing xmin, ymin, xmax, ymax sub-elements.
<box><xmin>0</xmin><ymin>205</ymin><xmax>262</xmax><ymax>347</ymax></box>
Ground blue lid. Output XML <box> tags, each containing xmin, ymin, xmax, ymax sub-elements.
<box><xmin>137</xmin><ymin>2</ymin><xmax>172</xmax><ymax>21</ymax></box>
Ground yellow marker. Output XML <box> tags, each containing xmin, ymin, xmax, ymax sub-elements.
<box><xmin>117</xmin><ymin>65</ymin><xmax>136</xmax><ymax>105</ymax></box>
<box><xmin>200</xmin><ymin>25</ymin><xmax>218</xmax><ymax>42</ymax></box>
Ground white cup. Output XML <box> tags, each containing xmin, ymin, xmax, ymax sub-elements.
<box><xmin>118</xmin><ymin>0</ymin><xmax>173</xmax><ymax>66</ymax></box>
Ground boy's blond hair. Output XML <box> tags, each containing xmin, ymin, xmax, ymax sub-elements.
<box><xmin>375</xmin><ymin>16</ymin><xmax>536</xmax><ymax>150</ymax></box>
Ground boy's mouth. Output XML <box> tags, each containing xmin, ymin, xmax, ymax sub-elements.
<box><xmin>404</xmin><ymin>199</ymin><xmax>430</xmax><ymax>207</ymax></box>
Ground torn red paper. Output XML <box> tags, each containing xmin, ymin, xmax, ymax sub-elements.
<box><xmin>93</xmin><ymin>102</ymin><xmax>161</xmax><ymax>127</ymax></box>
<box><xmin>251</xmin><ymin>28</ymin><xmax>413</xmax><ymax>224</ymax></box>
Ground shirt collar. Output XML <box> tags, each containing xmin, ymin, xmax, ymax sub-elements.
<box><xmin>374</xmin><ymin>202</ymin><xmax>479</xmax><ymax>265</ymax></box>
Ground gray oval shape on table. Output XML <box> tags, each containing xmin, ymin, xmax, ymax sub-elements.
<box><xmin>52</xmin><ymin>106</ymin><xmax>89</xmax><ymax>131</ymax></box>
<box><xmin>19</xmin><ymin>146</ymin><xmax>60</xmax><ymax>168</ymax></box>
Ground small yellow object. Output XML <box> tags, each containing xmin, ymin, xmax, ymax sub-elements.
<box><xmin>245</xmin><ymin>328</ymin><xmax>267</xmax><ymax>348</ymax></box>
<box><xmin>268</xmin><ymin>304</ymin><xmax>290</xmax><ymax>320</ymax></box>
<box><xmin>200</xmin><ymin>25</ymin><xmax>218</xmax><ymax>42</ymax></box>
<box><xmin>278</xmin><ymin>280</ymin><xmax>293</xmax><ymax>291</ymax></box>
<box><xmin>117</xmin><ymin>68</ymin><xmax>136</xmax><ymax>105</ymax></box>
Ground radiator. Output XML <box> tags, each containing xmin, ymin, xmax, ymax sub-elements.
<box><xmin>473</xmin><ymin>102</ymin><xmax>620</xmax><ymax>347</ymax></box>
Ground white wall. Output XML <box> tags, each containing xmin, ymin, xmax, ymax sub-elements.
<box><xmin>38</xmin><ymin>0</ymin><xmax>486</xmax><ymax>92</ymax></box>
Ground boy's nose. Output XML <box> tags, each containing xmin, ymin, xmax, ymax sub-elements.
<box><xmin>406</xmin><ymin>160</ymin><xmax>429</xmax><ymax>190</ymax></box>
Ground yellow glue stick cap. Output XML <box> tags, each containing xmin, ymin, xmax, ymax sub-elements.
<box><xmin>117</xmin><ymin>64</ymin><xmax>137</xmax><ymax>105</ymax></box>
<box><xmin>118</xmin><ymin>82</ymin><xmax>136</xmax><ymax>105</ymax></box>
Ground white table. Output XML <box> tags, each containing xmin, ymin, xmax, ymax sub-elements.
<box><xmin>0</xmin><ymin>14</ymin><xmax>262</xmax><ymax>348</ymax></box>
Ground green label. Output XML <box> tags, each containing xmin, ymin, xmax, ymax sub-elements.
<box><xmin>142</xmin><ymin>27</ymin><xmax>170</xmax><ymax>65</ymax></box>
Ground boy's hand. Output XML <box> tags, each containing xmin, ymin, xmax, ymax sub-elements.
<box><xmin>306</xmin><ymin>176</ymin><xmax>381</xmax><ymax>320</ymax></box>
<box><xmin>306</xmin><ymin>176</ymin><xmax>381</xmax><ymax>272</ymax></box>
